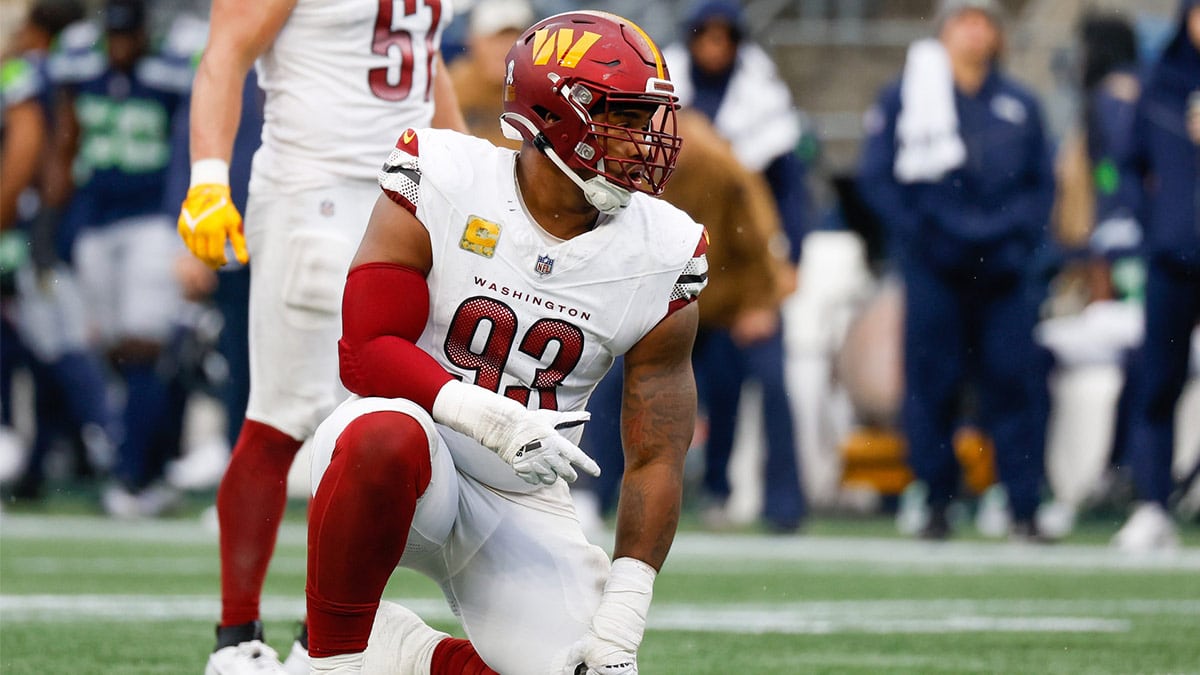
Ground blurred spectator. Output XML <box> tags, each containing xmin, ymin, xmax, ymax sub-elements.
<box><xmin>663</xmin><ymin>0</ymin><xmax>808</xmax><ymax>277</ymax></box>
<box><xmin>1112</xmin><ymin>0</ymin><xmax>1200</xmax><ymax>552</ymax></box>
<box><xmin>1</xmin><ymin>0</ymin><xmax>119</xmax><ymax>502</ymax></box>
<box><xmin>678</xmin><ymin>112</ymin><xmax>805</xmax><ymax>532</ymax></box>
<box><xmin>1053</xmin><ymin>14</ymin><xmax>1144</xmax><ymax>272</ymax></box>
<box><xmin>1081</xmin><ymin>16</ymin><xmax>1146</xmax><ymax>275</ymax></box>
<box><xmin>1034</xmin><ymin>12</ymin><xmax>1144</xmax><ymax>539</ymax></box>
<box><xmin>578</xmin><ymin>111</ymin><xmax>805</xmax><ymax>534</ymax></box>
<box><xmin>52</xmin><ymin>0</ymin><xmax>192</xmax><ymax>516</ymax></box>
<box><xmin>1</xmin><ymin>7</ymin><xmax>54</xmax><ymax>462</ymax></box>
<box><xmin>857</xmin><ymin>0</ymin><xmax>1055</xmax><ymax>540</ymax></box>
<box><xmin>449</xmin><ymin>0</ymin><xmax>533</xmax><ymax>149</ymax></box>
<box><xmin>655</xmin><ymin>0</ymin><xmax>807</xmax><ymax>532</ymax></box>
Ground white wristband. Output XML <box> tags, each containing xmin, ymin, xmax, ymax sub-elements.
<box><xmin>590</xmin><ymin>557</ymin><xmax>656</xmax><ymax>652</ymax></box>
<box><xmin>190</xmin><ymin>158</ymin><xmax>230</xmax><ymax>188</ymax></box>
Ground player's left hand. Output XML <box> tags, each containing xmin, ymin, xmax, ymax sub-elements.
<box><xmin>563</xmin><ymin>557</ymin><xmax>655</xmax><ymax>675</ymax></box>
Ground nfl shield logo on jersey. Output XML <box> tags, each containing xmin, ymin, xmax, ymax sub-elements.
<box><xmin>535</xmin><ymin>254</ymin><xmax>554</xmax><ymax>277</ymax></box>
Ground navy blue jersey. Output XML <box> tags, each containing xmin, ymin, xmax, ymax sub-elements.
<box><xmin>1127</xmin><ymin>2</ymin><xmax>1200</xmax><ymax>266</ymax></box>
<box><xmin>63</xmin><ymin>47</ymin><xmax>189</xmax><ymax>228</ymax></box>
<box><xmin>1086</xmin><ymin>69</ymin><xmax>1144</xmax><ymax>236</ymax></box>
<box><xmin>0</xmin><ymin>54</ymin><xmax>47</xmax><ymax>130</ymax></box>
<box><xmin>858</xmin><ymin>68</ymin><xmax>1055</xmax><ymax>278</ymax></box>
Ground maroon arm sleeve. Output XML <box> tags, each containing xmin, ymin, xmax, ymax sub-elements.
<box><xmin>338</xmin><ymin>262</ymin><xmax>455</xmax><ymax>412</ymax></box>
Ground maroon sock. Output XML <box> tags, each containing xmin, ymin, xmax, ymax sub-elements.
<box><xmin>431</xmin><ymin>638</ymin><xmax>498</xmax><ymax>675</ymax></box>
<box><xmin>217</xmin><ymin>419</ymin><xmax>303</xmax><ymax>627</ymax></box>
<box><xmin>306</xmin><ymin>412</ymin><xmax>431</xmax><ymax>657</ymax></box>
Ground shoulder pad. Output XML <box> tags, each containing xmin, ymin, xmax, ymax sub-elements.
<box><xmin>1</xmin><ymin>58</ymin><xmax>42</xmax><ymax>106</ymax></box>
<box><xmin>669</xmin><ymin>227</ymin><xmax>709</xmax><ymax>314</ymax></box>
<box><xmin>379</xmin><ymin>128</ymin><xmax>423</xmax><ymax>214</ymax></box>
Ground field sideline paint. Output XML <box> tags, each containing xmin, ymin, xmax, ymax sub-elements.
<box><xmin>0</xmin><ymin>594</ymin><xmax>1136</xmax><ymax>634</ymax></box>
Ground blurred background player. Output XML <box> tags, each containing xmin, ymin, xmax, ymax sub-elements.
<box><xmin>50</xmin><ymin>0</ymin><xmax>193</xmax><ymax>517</ymax></box>
<box><xmin>1033</xmin><ymin>11</ymin><xmax>1144</xmax><ymax>538</ymax></box>
<box><xmin>1</xmin><ymin>0</ymin><xmax>119</xmax><ymax>504</ymax></box>
<box><xmin>1112</xmin><ymin>0</ymin><xmax>1200</xmax><ymax>551</ymax></box>
<box><xmin>176</xmin><ymin>0</ymin><xmax>466</xmax><ymax>671</ymax></box>
<box><xmin>1</xmin><ymin>2</ymin><xmax>57</xmax><ymax>487</ymax></box>
<box><xmin>857</xmin><ymin>0</ymin><xmax>1055</xmax><ymax>540</ymax></box>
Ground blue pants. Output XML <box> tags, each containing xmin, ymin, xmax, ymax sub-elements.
<box><xmin>694</xmin><ymin>323</ymin><xmax>805</xmax><ymax>529</ymax></box>
<box><xmin>902</xmin><ymin>259</ymin><xmax>1048</xmax><ymax>520</ymax></box>
<box><xmin>1127</xmin><ymin>259</ymin><xmax>1200</xmax><ymax>506</ymax></box>
<box><xmin>214</xmin><ymin>267</ymin><xmax>251</xmax><ymax>449</ymax></box>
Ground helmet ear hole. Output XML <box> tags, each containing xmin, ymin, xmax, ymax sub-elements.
<box><xmin>531</xmin><ymin>106</ymin><xmax>558</xmax><ymax>125</ymax></box>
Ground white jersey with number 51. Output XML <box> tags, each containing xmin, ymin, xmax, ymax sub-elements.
<box><xmin>254</xmin><ymin>0</ymin><xmax>451</xmax><ymax>187</ymax></box>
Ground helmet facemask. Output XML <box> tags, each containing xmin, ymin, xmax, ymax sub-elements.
<box><xmin>558</xmin><ymin>80</ymin><xmax>682</xmax><ymax>197</ymax></box>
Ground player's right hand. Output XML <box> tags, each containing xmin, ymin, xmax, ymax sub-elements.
<box><xmin>505</xmin><ymin>409</ymin><xmax>600</xmax><ymax>486</ymax></box>
<box><xmin>431</xmin><ymin>380</ymin><xmax>602</xmax><ymax>485</ymax></box>
<box><xmin>177</xmin><ymin>184</ymin><xmax>249</xmax><ymax>269</ymax></box>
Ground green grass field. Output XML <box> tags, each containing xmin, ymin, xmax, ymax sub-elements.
<box><xmin>2</xmin><ymin>501</ymin><xmax>1199</xmax><ymax>674</ymax></box>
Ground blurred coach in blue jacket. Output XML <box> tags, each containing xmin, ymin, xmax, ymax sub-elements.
<box><xmin>1112</xmin><ymin>0</ymin><xmax>1200</xmax><ymax>552</ymax></box>
<box><xmin>857</xmin><ymin>0</ymin><xmax>1055</xmax><ymax>540</ymax></box>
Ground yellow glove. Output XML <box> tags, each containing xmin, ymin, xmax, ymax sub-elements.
<box><xmin>177</xmin><ymin>160</ymin><xmax>249</xmax><ymax>269</ymax></box>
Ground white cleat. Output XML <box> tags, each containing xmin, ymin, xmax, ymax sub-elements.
<box><xmin>974</xmin><ymin>484</ymin><xmax>1011</xmax><ymax>539</ymax></box>
<box><xmin>100</xmin><ymin>483</ymin><xmax>143</xmax><ymax>520</ymax></box>
<box><xmin>280</xmin><ymin>640</ymin><xmax>310</xmax><ymax>675</ymax></box>
<box><xmin>205</xmin><ymin>640</ymin><xmax>288</xmax><ymax>674</ymax></box>
<box><xmin>360</xmin><ymin>601</ymin><xmax>449</xmax><ymax>675</ymax></box>
<box><xmin>1112</xmin><ymin>502</ymin><xmax>1181</xmax><ymax>552</ymax></box>
<box><xmin>895</xmin><ymin>481</ymin><xmax>930</xmax><ymax>536</ymax></box>
<box><xmin>1036</xmin><ymin>500</ymin><xmax>1077</xmax><ymax>540</ymax></box>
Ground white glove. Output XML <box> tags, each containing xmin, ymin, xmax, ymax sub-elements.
<box><xmin>565</xmin><ymin>557</ymin><xmax>656</xmax><ymax>675</ymax></box>
<box><xmin>432</xmin><ymin>379</ymin><xmax>601</xmax><ymax>485</ymax></box>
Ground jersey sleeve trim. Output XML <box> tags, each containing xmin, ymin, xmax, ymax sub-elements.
<box><xmin>667</xmin><ymin>227</ymin><xmax>709</xmax><ymax>316</ymax></box>
<box><xmin>378</xmin><ymin>128</ymin><xmax>422</xmax><ymax>215</ymax></box>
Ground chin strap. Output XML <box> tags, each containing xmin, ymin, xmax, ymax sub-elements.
<box><xmin>501</xmin><ymin>112</ymin><xmax>631</xmax><ymax>215</ymax></box>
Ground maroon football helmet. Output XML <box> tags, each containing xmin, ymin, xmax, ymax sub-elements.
<box><xmin>501</xmin><ymin>11</ymin><xmax>681</xmax><ymax>209</ymax></box>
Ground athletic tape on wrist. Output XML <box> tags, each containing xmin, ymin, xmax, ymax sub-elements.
<box><xmin>190</xmin><ymin>158</ymin><xmax>230</xmax><ymax>188</ymax></box>
<box><xmin>431</xmin><ymin>380</ymin><xmax>523</xmax><ymax>457</ymax></box>
<box><xmin>591</xmin><ymin>557</ymin><xmax>656</xmax><ymax>651</ymax></box>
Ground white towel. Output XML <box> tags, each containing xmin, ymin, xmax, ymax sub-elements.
<box><xmin>894</xmin><ymin>39</ymin><xmax>965</xmax><ymax>183</ymax></box>
<box><xmin>663</xmin><ymin>43</ymin><xmax>802</xmax><ymax>172</ymax></box>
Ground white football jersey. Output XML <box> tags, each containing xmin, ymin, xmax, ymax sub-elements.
<box><xmin>379</xmin><ymin>128</ymin><xmax>708</xmax><ymax>490</ymax></box>
<box><xmin>253</xmin><ymin>0</ymin><xmax>451</xmax><ymax>187</ymax></box>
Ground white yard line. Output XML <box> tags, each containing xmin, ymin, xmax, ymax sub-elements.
<box><xmin>4</xmin><ymin>513</ymin><xmax>1198</xmax><ymax>571</ymax></box>
<box><xmin>0</xmin><ymin>595</ymin><xmax>1139</xmax><ymax>634</ymax></box>
<box><xmin>6</xmin><ymin>556</ymin><xmax>303</xmax><ymax>575</ymax></box>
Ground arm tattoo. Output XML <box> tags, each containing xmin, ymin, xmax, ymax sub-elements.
<box><xmin>614</xmin><ymin>352</ymin><xmax>696</xmax><ymax>567</ymax></box>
